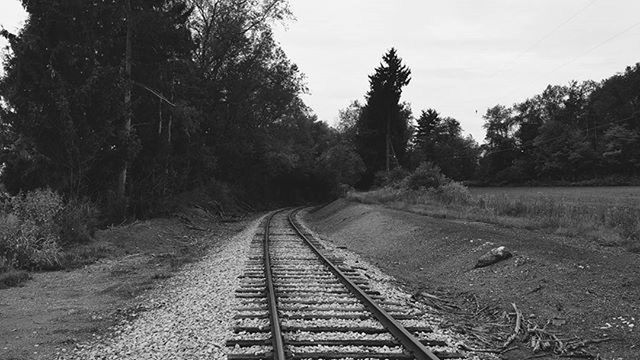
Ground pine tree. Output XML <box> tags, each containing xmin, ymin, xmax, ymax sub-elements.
<box><xmin>415</xmin><ymin>109</ymin><xmax>440</xmax><ymax>156</ymax></box>
<box><xmin>355</xmin><ymin>48</ymin><xmax>411</xmax><ymax>187</ymax></box>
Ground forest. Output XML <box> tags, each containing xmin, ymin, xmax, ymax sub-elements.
<box><xmin>0</xmin><ymin>0</ymin><xmax>347</xmax><ymax>219</ymax></box>
<box><xmin>1</xmin><ymin>0</ymin><xmax>639</xmax><ymax>220</ymax></box>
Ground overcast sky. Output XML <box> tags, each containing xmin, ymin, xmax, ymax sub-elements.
<box><xmin>273</xmin><ymin>0</ymin><xmax>640</xmax><ymax>141</ymax></box>
<box><xmin>1</xmin><ymin>1</ymin><xmax>639</xmax><ymax>142</ymax></box>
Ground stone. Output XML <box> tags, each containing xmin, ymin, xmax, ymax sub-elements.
<box><xmin>474</xmin><ymin>246</ymin><xmax>512</xmax><ymax>268</ymax></box>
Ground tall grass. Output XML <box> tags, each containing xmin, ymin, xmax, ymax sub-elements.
<box><xmin>348</xmin><ymin>185</ymin><xmax>640</xmax><ymax>252</ymax></box>
<box><xmin>0</xmin><ymin>189</ymin><xmax>101</xmax><ymax>274</ymax></box>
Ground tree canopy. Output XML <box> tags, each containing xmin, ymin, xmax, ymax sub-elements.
<box><xmin>355</xmin><ymin>48</ymin><xmax>412</xmax><ymax>187</ymax></box>
<box><xmin>0</xmin><ymin>0</ymin><xmax>343</xmax><ymax>216</ymax></box>
<box><xmin>476</xmin><ymin>64</ymin><xmax>640</xmax><ymax>184</ymax></box>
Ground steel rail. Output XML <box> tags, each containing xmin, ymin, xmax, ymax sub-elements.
<box><xmin>263</xmin><ymin>211</ymin><xmax>286</xmax><ymax>360</ymax></box>
<box><xmin>287</xmin><ymin>209</ymin><xmax>442</xmax><ymax>360</ymax></box>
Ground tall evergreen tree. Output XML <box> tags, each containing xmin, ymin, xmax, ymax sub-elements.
<box><xmin>355</xmin><ymin>48</ymin><xmax>411</xmax><ymax>187</ymax></box>
<box><xmin>414</xmin><ymin>109</ymin><xmax>440</xmax><ymax>158</ymax></box>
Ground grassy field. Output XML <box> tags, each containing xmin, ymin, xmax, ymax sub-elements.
<box><xmin>470</xmin><ymin>186</ymin><xmax>640</xmax><ymax>208</ymax></box>
<box><xmin>348</xmin><ymin>185</ymin><xmax>640</xmax><ymax>253</ymax></box>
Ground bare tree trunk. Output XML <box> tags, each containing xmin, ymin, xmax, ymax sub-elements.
<box><xmin>118</xmin><ymin>0</ymin><xmax>133</xmax><ymax>203</ymax></box>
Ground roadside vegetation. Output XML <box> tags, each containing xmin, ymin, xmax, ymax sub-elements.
<box><xmin>349</xmin><ymin>164</ymin><xmax>640</xmax><ymax>253</ymax></box>
<box><xmin>0</xmin><ymin>188</ymin><xmax>103</xmax><ymax>287</ymax></box>
<box><xmin>0</xmin><ymin>182</ymin><xmax>248</xmax><ymax>288</ymax></box>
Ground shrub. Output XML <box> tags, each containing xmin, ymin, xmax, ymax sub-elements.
<box><xmin>0</xmin><ymin>215</ymin><xmax>62</xmax><ymax>270</ymax></box>
<box><xmin>404</xmin><ymin>162</ymin><xmax>449</xmax><ymax>190</ymax></box>
<box><xmin>433</xmin><ymin>181</ymin><xmax>473</xmax><ymax>205</ymax></box>
<box><xmin>0</xmin><ymin>189</ymin><xmax>65</xmax><ymax>270</ymax></box>
<box><xmin>59</xmin><ymin>198</ymin><xmax>100</xmax><ymax>245</ymax></box>
<box><xmin>11</xmin><ymin>188</ymin><xmax>63</xmax><ymax>239</ymax></box>
<box><xmin>373</xmin><ymin>168</ymin><xmax>410</xmax><ymax>188</ymax></box>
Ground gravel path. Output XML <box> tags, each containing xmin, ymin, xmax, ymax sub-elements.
<box><xmin>59</xmin><ymin>216</ymin><xmax>264</xmax><ymax>360</ymax></box>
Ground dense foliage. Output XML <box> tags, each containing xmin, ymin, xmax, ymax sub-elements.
<box><xmin>0</xmin><ymin>0</ymin><xmax>348</xmax><ymax>215</ymax></box>
<box><xmin>411</xmin><ymin>109</ymin><xmax>480</xmax><ymax>180</ymax></box>
<box><xmin>355</xmin><ymin>48</ymin><xmax>412</xmax><ymax>187</ymax></box>
<box><xmin>345</xmin><ymin>51</ymin><xmax>639</xmax><ymax>187</ymax></box>
<box><xmin>478</xmin><ymin>64</ymin><xmax>640</xmax><ymax>184</ymax></box>
<box><xmin>2</xmin><ymin>0</ymin><xmax>639</xmax><ymax>214</ymax></box>
<box><xmin>345</xmin><ymin>49</ymin><xmax>479</xmax><ymax>188</ymax></box>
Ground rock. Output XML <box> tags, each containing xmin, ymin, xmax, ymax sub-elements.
<box><xmin>474</xmin><ymin>246</ymin><xmax>512</xmax><ymax>268</ymax></box>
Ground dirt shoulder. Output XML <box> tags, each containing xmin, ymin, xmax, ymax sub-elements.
<box><xmin>303</xmin><ymin>200</ymin><xmax>639</xmax><ymax>359</ymax></box>
<box><xmin>0</xmin><ymin>211</ymin><xmax>253</xmax><ymax>360</ymax></box>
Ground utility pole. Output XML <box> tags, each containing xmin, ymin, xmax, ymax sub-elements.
<box><xmin>118</xmin><ymin>0</ymin><xmax>133</xmax><ymax>204</ymax></box>
<box><xmin>386</xmin><ymin>102</ymin><xmax>391</xmax><ymax>172</ymax></box>
<box><xmin>386</xmin><ymin>121</ymin><xmax>391</xmax><ymax>172</ymax></box>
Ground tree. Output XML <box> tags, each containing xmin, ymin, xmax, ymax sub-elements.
<box><xmin>336</xmin><ymin>100</ymin><xmax>362</xmax><ymax>143</ymax></box>
<box><xmin>1</xmin><ymin>0</ymin><xmax>353</xmax><ymax>211</ymax></box>
<box><xmin>411</xmin><ymin>110</ymin><xmax>479</xmax><ymax>180</ymax></box>
<box><xmin>414</xmin><ymin>109</ymin><xmax>439</xmax><ymax>156</ymax></box>
<box><xmin>0</xmin><ymin>0</ymin><xmax>195</xmax><ymax>207</ymax></box>
<box><xmin>0</xmin><ymin>0</ymin><xmax>128</xmax><ymax>196</ymax></box>
<box><xmin>355</xmin><ymin>48</ymin><xmax>411</xmax><ymax>187</ymax></box>
<box><xmin>478</xmin><ymin>105</ymin><xmax>519</xmax><ymax>182</ymax></box>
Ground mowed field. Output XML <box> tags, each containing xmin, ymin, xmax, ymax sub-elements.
<box><xmin>469</xmin><ymin>186</ymin><xmax>640</xmax><ymax>208</ymax></box>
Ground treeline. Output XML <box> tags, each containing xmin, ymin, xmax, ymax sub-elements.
<box><xmin>337</xmin><ymin>48</ymin><xmax>480</xmax><ymax>188</ymax></box>
<box><xmin>0</xmin><ymin>0</ymin><xmax>355</xmax><ymax>216</ymax></box>
<box><xmin>479</xmin><ymin>63</ymin><xmax>640</xmax><ymax>184</ymax></box>
<box><xmin>339</xmin><ymin>49</ymin><xmax>640</xmax><ymax>188</ymax></box>
<box><xmin>1</xmin><ymin>0</ymin><xmax>638</xmax><ymax>219</ymax></box>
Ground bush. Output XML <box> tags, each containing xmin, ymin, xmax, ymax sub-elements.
<box><xmin>432</xmin><ymin>181</ymin><xmax>473</xmax><ymax>205</ymax></box>
<box><xmin>11</xmin><ymin>188</ymin><xmax>63</xmax><ymax>239</ymax></box>
<box><xmin>0</xmin><ymin>214</ymin><xmax>62</xmax><ymax>270</ymax></box>
<box><xmin>404</xmin><ymin>162</ymin><xmax>449</xmax><ymax>190</ymax></box>
<box><xmin>59</xmin><ymin>198</ymin><xmax>100</xmax><ymax>245</ymax></box>
<box><xmin>0</xmin><ymin>189</ymin><xmax>99</xmax><ymax>270</ymax></box>
<box><xmin>0</xmin><ymin>189</ymin><xmax>64</xmax><ymax>270</ymax></box>
<box><xmin>373</xmin><ymin>168</ymin><xmax>410</xmax><ymax>188</ymax></box>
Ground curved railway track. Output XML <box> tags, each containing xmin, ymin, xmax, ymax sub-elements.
<box><xmin>227</xmin><ymin>209</ymin><xmax>464</xmax><ymax>360</ymax></box>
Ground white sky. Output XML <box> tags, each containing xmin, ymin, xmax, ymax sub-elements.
<box><xmin>0</xmin><ymin>1</ymin><xmax>26</xmax><ymax>47</ymax></box>
<box><xmin>1</xmin><ymin>1</ymin><xmax>639</xmax><ymax>142</ymax></box>
<box><xmin>273</xmin><ymin>0</ymin><xmax>640</xmax><ymax>141</ymax></box>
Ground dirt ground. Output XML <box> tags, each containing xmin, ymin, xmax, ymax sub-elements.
<box><xmin>304</xmin><ymin>199</ymin><xmax>640</xmax><ymax>360</ymax></box>
<box><xmin>0</xmin><ymin>211</ymin><xmax>251</xmax><ymax>360</ymax></box>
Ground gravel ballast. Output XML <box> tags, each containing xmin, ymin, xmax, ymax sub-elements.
<box><xmin>59</xmin><ymin>216</ymin><xmax>264</xmax><ymax>360</ymax></box>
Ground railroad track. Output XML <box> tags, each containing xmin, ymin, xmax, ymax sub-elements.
<box><xmin>227</xmin><ymin>209</ymin><xmax>465</xmax><ymax>360</ymax></box>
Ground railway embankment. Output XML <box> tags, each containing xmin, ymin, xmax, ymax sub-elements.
<box><xmin>304</xmin><ymin>199</ymin><xmax>640</xmax><ymax>359</ymax></box>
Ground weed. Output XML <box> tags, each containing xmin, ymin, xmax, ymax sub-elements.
<box><xmin>0</xmin><ymin>189</ymin><xmax>102</xmax><ymax>271</ymax></box>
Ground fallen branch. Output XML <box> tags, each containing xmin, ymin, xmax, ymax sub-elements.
<box><xmin>503</xmin><ymin>303</ymin><xmax>522</xmax><ymax>348</ymax></box>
